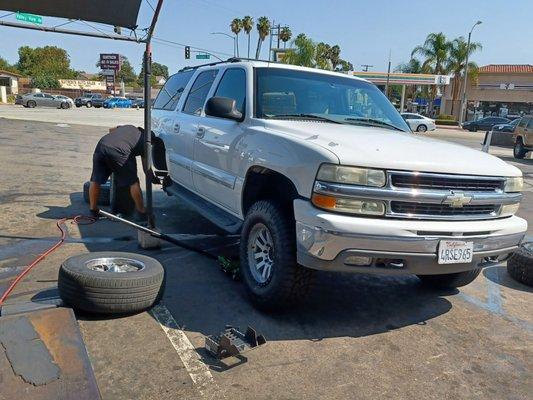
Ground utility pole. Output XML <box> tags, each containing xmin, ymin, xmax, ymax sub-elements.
<box><xmin>361</xmin><ymin>64</ymin><xmax>373</xmax><ymax>72</ymax></box>
<box><xmin>459</xmin><ymin>20</ymin><xmax>482</xmax><ymax>125</ymax></box>
<box><xmin>385</xmin><ymin>49</ymin><xmax>392</xmax><ymax>98</ymax></box>
<box><xmin>269</xmin><ymin>22</ymin><xmax>280</xmax><ymax>61</ymax></box>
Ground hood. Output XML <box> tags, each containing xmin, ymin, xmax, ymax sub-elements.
<box><xmin>262</xmin><ymin>120</ymin><xmax>521</xmax><ymax>177</ymax></box>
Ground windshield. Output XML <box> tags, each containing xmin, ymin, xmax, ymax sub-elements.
<box><xmin>255</xmin><ymin>67</ymin><xmax>410</xmax><ymax>132</ymax></box>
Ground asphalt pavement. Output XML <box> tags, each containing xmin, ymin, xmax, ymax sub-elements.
<box><xmin>0</xmin><ymin>113</ymin><xmax>531</xmax><ymax>400</ymax></box>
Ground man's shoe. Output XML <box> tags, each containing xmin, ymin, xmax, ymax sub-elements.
<box><xmin>133</xmin><ymin>211</ymin><xmax>148</xmax><ymax>225</ymax></box>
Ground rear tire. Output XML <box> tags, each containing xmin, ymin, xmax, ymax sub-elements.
<box><xmin>514</xmin><ymin>138</ymin><xmax>527</xmax><ymax>159</ymax></box>
<box><xmin>83</xmin><ymin>181</ymin><xmax>111</xmax><ymax>206</ymax></box>
<box><xmin>416</xmin><ymin>124</ymin><xmax>428</xmax><ymax>133</ymax></box>
<box><xmin>239</xmin><ymin>200</ymin><xmax>314</xmax><ymax>311</ymax></box>
<box><xmin>27</xmin><ymin>100</ymin><xmax>36</xmax><ymax>108</ymax></box>
<box><xmin>58</xmin><ymin>252</ymin><xmax>165</xmax><ymax>314</ymax></box>
<box><xmin>417</xmin><ymin>269</ymin><xmax>481</xmax><ymax>288</ymax></box>
<box><xmin>86</xmin><ymin>101</ymin><xmax>92</xmax><ymax>108</ymax></box>
<box><xmin>507</xmin><ymin>243</ymin><xmax>533</xmax><ymax>287</ymax></box>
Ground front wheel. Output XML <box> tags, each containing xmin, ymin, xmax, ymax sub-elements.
<box><xmin>417</xmin><ymin>269</ymin><xmax>481</xmax><ymax>289</ymax></box>
<box><xmin>416</xmin><ymin>124</ymin><xmax>428</xmax><ymax>133</ymax></box>
<box><xmin>86</xmin><ymin>101</ymin><xmax>92</xmax><ymax>108</ymax></box>
<box><xmin>27</xmin><ymin>100</ymin><xmax>36</xmax><ymax>108</ymax></box>
<box><xmin>239</xmin><ymin>200</ymin><xmax>314</xmax><ymax>311</ymax></box>
<box><xmin>514</xmin><ymin>139</ymin><xmax>527</xmax><ymax>159</ymax></box>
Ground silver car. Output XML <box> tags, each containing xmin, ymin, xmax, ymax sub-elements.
<box><xmin>53</xmin><ymin>95</ymin><xmax>74</xmax><ymax>108</ymax></box>
<box><xmin>21</xmin><ymin>92</ymin><xmax>71</xmax><ymax>109</ymax></box>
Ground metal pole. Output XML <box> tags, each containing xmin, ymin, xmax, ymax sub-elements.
<box><xmin>459</xmin><ymin>21</ymin><xmax>482</xmax><ymax>125</ymax></box>
<box><xmin>400</xmin><ymin>84</ymin><xmax>406</xmax><ymax>112</ymax></box>
<box><xmin>143</xmin><ymin>0</ymin><xmax>165</xmax><ymax>229</ymax></box>
<box><xmin>385</xmin><ymin>49</ymin><xmax>391</xmax><ymax>98</ymax></box>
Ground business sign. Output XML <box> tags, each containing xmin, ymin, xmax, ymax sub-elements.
<box><xmin>100</xmin><ymin>54</ymin><xmax>121</xmax><ymax>71</ymax></box>
<box><xmin>105</xmin><ymin>75</ymin><xmax>115</xmax><ymax>94</ymax></box>
<box><xmin>16</xmin><ymin>12</ymin><xmax>42</xmax><ymax>25</ymax></box>
<box><xmin>101</xmin><ymin>69</ymin><xmax>115</xmax><ymax>77</ymax></box>
<box><xmin>59</xmin><ymin>79</ymin><xmax>106</xmax><ymax>90</ymax></box>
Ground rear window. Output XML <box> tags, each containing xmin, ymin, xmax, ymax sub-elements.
<box><xmin>153</xmin><ymin>70</ymin><xmax>194</xmax><ymax>111</ymax></box>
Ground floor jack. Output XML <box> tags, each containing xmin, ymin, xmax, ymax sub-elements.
<box><xmin>98</xmin><ymin>209</ymin><xmax>267</xmax><ymax>359</ymax></box>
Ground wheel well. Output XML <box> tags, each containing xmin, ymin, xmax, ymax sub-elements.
<box><xmin>151</xmin><ymin>134</ymin><xmax>167</xmax><ymax>170</ymax></box>
<box><xmin>242</xmin><ymin>167</ymin><xmax>299</xmax><ymax>216</ymax></box>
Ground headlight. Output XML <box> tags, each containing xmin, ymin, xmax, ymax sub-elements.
<box><xmin>504</xmin><ymin>177</ymin><xmax>523</xmax><ymax>193</ymax></box>
<box><xmin>500</xmin><ymin>203</ymin><xmax>520</xmax><ymax>216</ymax></box>
<box><xmin>316</xmin><ymin>164</ymin><xmax>386</xmax><ymax>187</ymax></box>
<box><xmin>311</xmin><ymin>193</ymin><xmax>386</xmax><ymax>216</ymax></box>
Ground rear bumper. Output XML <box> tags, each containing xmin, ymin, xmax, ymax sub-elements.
<box><xmin>294</xmin><ymin>199</ymin><xmax>527</xmax><ymax>275</ymax></box>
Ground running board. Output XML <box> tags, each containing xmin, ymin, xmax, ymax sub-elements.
<box><xmin>164</xmin><ymin>181</ymin><xmax>242</xmax><ymax>234</ymax></box>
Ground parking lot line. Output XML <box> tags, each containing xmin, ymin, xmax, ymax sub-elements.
<box><xmin>150</xmin><ymin>304</ymin><xmax>225</xmax><ymax>399</ymax></box>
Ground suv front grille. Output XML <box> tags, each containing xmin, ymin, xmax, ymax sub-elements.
<box><xmin>391</xmin><ymin>174</ymin><xmax>504</xmax><ymax>192</ymax></box>
<box><xmin>391</xmin><ymin>202</ymin><xmax>497</xmax><ymax>217</ymax></box>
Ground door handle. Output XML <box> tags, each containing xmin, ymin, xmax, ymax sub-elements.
<box><xmin>173</xmin><ymin>123</ymin><xmax>180</xmax><ymax>133</ymax></box>
<box><xmin>196</xmin><ymin>127</ymin><xmax>205</xmax><ymax>138</ymax></box>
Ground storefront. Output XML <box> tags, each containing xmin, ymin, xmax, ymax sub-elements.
<box><xmin>441</xmin><ymin>64</ymin><xmax>533</xmax><ymax>120</ymax></box>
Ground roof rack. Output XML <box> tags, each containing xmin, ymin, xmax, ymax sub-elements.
<box><xmin>178</xmin><ymin>57</ymin><xmax>285</xmax><ymax>72</ymax></box>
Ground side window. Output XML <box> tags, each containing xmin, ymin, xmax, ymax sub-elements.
<box><xmin>34</xmin><ymin>93</ymin><xmax>43</xmax><ymax>98</ymax></box>
<box><xmin>44</xmin><ymin>94</ymin><xmax>54</xmax><ymax>99</ymax></box>
<box><xmin>153</xmin><ymin>70</ymin><xmax>194</xmax><ymax>111</ymax></box>
<box><xmin>213</xmin><ymin>68</ymin><xmax>246</xmax><ymax>114</ymax></box>
<box><xmin>182</xmin><ymin>69</ymin><xmax>218</xmax><ymax>115</ymax></box>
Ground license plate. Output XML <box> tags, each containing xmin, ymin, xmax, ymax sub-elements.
<box><xmin>438</xmin><ymin>240</ymin><xmax>474</xmax><ymax>264</ymax></box>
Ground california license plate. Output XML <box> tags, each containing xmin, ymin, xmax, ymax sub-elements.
<box><xmin>438</xmin><ymin>240</ymin><xmax>474</xmax><ymax>264</ymax></box>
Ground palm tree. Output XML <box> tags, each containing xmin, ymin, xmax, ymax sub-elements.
<box><xmin>411</xmin><ymin>32</ymin><xmax>451</xmax><ymax>113</ymax></box>
<box><xmin>329</xmin><ymin>45</ymin><xmax>341</xmax><ymax>70</ymax></box>
<box><xmin>279</xmin><ymin>27</ymin><xmax>292</xmax><ymax>48</ymax></box>
<box><xmin>242</xmin><ymin>16</ymin><xmax>253</xmax><ymax>58</ymax></box>
<box><xmin>446</xmin><ymin>36</ymin><xmax>482</xmax><ymax>115</ymax></box>
<box><xmin>230</xmin><ymin>18</ymin><xmax>243</xmax><ymax>57</ymax></box>
<box><xmin>255</xmin><ymin>16</ymin><xmax>271</xmax><ymax>59</ymax></box>
<box><xmin>316</xmin><ymin>42</ymin><xmax>331</xmax><ymax>69</ymax></box>
<box><xmin>282</xmin><ymin>34</ymin><xmax>316</xmax><ymax>68</ymax></box>
<box><xmin>395</xmin><ymin>58</ymin><xmax>426</xmax><ymax>103</ymax></box>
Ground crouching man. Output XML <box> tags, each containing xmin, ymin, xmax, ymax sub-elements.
<box><xmin>89</xmin><ymin>125</ymin><xmax>147</xmax><ymax>221</ymax></box>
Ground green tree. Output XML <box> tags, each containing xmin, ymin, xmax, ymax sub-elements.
<box><xmin>255</xmin><ymin>17</ymin><xmax>271</xmax><ymax>59</ymax></box>
<box><xmin>279</xmin><ymin>27</ymin><xmax>292</xmax><ymax>48</ymax></box>
<box><xmin>395</xmin><ymin>58</ymin><xmax>427</xmax><ymax>102</ymax></box>
<box><xmin>282</xmin><ymin>33</ymin><xmax>316</xmax><ymax>67</ymax></box>
<box><xmin>446</xmin><ymin>37</ymin><xmax>482</xmax><ymax>114</ymax></box>
<box><xmin>116</xmin><ymin>57</ymin><xmax>136</xmax><ymax>84</ymax></box>
<box><xmin>30</xmin><ymin>75</ymin><xmax>60</xmax><ymax>89</ymax></box>
<box><xmin>137</xmin><ymin>61</ymin><xmax>169</xmax><ymax>86</ymax></box>
<box><xmin>230</xmin><ymin>18</ymin><xmax>243</xmax><ymax>57</ymax></box>
<box><xmin>242</xmin><ymin>16</ymin><xmax>254</xmax><ymax>58</ymax></box>
<box><xmin>16</xmin><ymin>46</ymin><xmax>77</xmax><ymax>78</ymax></box>
<box><xmin>0</xmin><ymin>56</ymin><xmax>19</xmax><ymax>73</ymax></box>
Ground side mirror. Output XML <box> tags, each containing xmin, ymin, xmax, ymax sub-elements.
<box><xmin>205</xmin><ymin>96</ymin><xmax>243</xmax><ymax>121</ymax></box>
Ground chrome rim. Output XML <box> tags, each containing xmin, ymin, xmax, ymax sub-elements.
<box><xmin>85</xmin><ymin>257</ymin><xmax>145</xmax><ymax>273</ymax></box>
<box><xmin>247</xmin><ymin>223</ymin><xmax>274</xmax><ymax>284</ymax></box>
<box><xmin>418</xmin><ymin>125</ymin><xmax>427</xmax><ymax>132</ymax></box>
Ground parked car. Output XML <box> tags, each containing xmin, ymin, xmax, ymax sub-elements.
<box><xmin>90</xmin><ymin>96</ymin><xmax>107</xmax><ymax>108</ymax></box>
<box><xmin>513</xmin><ymin>115</ymin><xmax>533</xmax><ymax>159</ymax></box>
<box><xmin>401</xmin><ymin>113</ymin><xmax>436</xmax><ymax>132</ymax></box>
<box><xmin>103</xmin><ymin>97</ymin><xmax>133</xmax><ymax>108</ymax></box>
<box><xmin>20</xmin><ymin>92</ymin><xmax>71</xmax><ymax>108</ymax></box>
<box><xmin>53</xmin><ymin>94</ymin><xmax>74</xmax><ymax>108</ymax></box>
<box><xmin>14</xmin><ymin>94</ymin><xmax>23</xmax><ymax>105</ymax></box>
<box><xmin>492</xmin><ymin>117</ymin><xmax>520</xmax><ymax>133</ymax></box>
<box><xmin>129</xmin><ymin>97</ymin><xmax>144</xmax><ymax>108</ymax></box>
<box><xmin>461</xmin><ymin>116</ymin><xmax>510</xmax><ymax>132</ymax></box>
<box><xmin>74</xmin><ymin>93</ymin><xmax>104</xmax><ymax>108</ymax></box>
<box><xmin>152</xmin><ymin>60</ymin><xmax>526</xmax><ymax>309</ymax></box>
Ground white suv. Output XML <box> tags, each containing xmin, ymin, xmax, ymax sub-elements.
<box><xmin>152</xmin><ymin>60</ymin><xmax>526</xmax><ymax>310</ymax></box>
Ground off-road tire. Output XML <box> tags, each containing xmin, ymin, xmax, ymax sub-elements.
<box><xmin>83</xmin><ymin>181</ymin><xmax>111</xmax><ymax>206</ymax></box>
<box><xmin>239</xmin><ymin>200</ymin><xmax>314</xmax><ymax>311</ymax></box>
<box><xmin>58</xmin><ymin>252</ymin><xmax>165</xmax><ymax>314</ymax></box>
<box><xmin>417</xmin><ymin>269</ymin><xmax>481</xmax><ymax>288</ymax></box>
<box><xmin>514</xmin><ymin>138</ymin><xmax>527</xmax><ymax>159</ymax></box>
<box><xmin>507</xmin><ymin>243</ymin><xmax>533</xmax><ymax>287</ymax></box>
<box><xmin>417</xmin><ymin>124</ymin><xmax>428</xmax><ymax>133</ymax></box>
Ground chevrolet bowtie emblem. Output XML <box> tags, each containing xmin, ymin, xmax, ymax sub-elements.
<box><xmin>443</xmin><ymin>192</ymin><xmax>472</xmax><ymax>208</ymax></box>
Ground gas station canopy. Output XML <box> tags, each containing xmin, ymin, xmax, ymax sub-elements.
<box><xmin>0</xmin><ymin>0</ymin><xmax>142</xmax><ymax>29</ymax></box>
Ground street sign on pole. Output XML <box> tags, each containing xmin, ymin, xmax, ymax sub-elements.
<box><xmin>100</xmin><ymin>53</ymin><xmax>121</xmax><ymax>70</ymax></box>
<box><xmin>15</xmin><ymin>12</ymin><xmax>42</xmax><ymax>25</ymax></box>
<box><xmin>196</xmin><ymin>54</ymin><xmax>210</xmax><ymax>60</ymax></box>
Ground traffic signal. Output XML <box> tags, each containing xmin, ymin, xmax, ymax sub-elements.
<box><xmin>185</xmin><ymin>46</ymin><xmax>190</xmax><ymax>59</ymax></box>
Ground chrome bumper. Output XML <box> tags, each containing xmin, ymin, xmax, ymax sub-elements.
<box><xmin>296</xmin><ymin>222</ymin><xmax>525</xmax><ymax>275</ymax></box>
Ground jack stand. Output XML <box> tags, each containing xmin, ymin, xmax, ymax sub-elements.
<box><xmin>205</xmin><ymin>326</ymin><xmax>267</xmax><ymax>359</ymax></box>
<box><xmin>138</xmin><ymin>229</ymin><xmax>161</xmax><ymax>249</ymax></box>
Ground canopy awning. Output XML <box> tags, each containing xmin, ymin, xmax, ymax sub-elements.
<box><xmin>0</xmin><ymin>0</ymin><xmax>142</xmax><ymax>29</ymax></box>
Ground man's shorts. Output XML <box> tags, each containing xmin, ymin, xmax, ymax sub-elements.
<box><xmin>90</xmin><ymin>144</ymin><xmax>138</xmax><ymax>188</ymax></box>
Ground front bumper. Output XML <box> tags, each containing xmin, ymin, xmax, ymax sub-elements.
<box><xmin>294</xmin><ymin>200</ymin><xmax>527</xmax><ymax>275</ymax></box>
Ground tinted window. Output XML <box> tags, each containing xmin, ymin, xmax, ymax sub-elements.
<box><xmin>153</xmin><ymin>70</ymin><xmax>194</xmax><ymax>111</ymax></box>
<box><xmin>43</xmin><ymin>94</ymin><xmax>54</xmax><ymax>99</ymax></box>
<box><xmin>213</xmin><ymin>68</ymin><xmax>246</xmax><ymax>114</ymax></box>
<box><xmin>183</xmin><ymin>70</ymin><xmax>218</xmax><ymax>115</ymax></box>
<box><xmin>34</xmin><ymin>93</ymin><xmax>43</xmax><ymax>98</ymax></box>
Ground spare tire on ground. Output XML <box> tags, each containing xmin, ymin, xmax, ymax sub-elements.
<box><xmin>83</xmin><ymin>181</ymin><xmax>111</xmax><ymax>206</ymax></box>
<box><xmin>507</xmin><ymin>243</ymin><xmax>533</xmax><ymax>287</ymax></box>
<box><xmin>58</xmin><ymin>252</ymin><xmax>165</xmax><ymax>314</ymax></box>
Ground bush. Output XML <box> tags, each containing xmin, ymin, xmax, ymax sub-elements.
<box><xmin>6</xmin><ymin>94</ymin><xmax>16</xmax><ymax>104</ymax></box>
<box><xmin>30</xmin><ymin>75</ymin><xmax>60</xmax><ymax>89</ymax></box>
<box><xmin>436</xmin><ymin>114</ymin><xmax>456</xmax><ymax>121</ymax></box>
<box><xmin>436</xmin><ymin>119</ymin><xmax>459</xmax><ymax>126</ymax></box>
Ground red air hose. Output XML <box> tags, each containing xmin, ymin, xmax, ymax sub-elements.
<box><xmin>0</xmin><ymin>215</ymin><xmax>97</xmax><ymax>306</ymax></box>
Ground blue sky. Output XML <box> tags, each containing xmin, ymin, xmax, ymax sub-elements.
<box><xmin>0</xmin><ymin>0</ymin><xmax>532</xmax><ymax>75</ymax></box>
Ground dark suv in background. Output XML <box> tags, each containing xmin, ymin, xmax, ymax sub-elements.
<box><xmin>74</xmin><ymin>93</ymin><xmax>104</xmax><ymax>108</ymax></box>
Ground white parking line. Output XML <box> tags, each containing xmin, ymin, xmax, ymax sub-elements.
<box><xmin>150</xmin><ymin>304</ymin><xmax>225</xmax><ymax>399</ymax></box>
